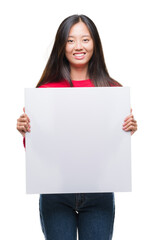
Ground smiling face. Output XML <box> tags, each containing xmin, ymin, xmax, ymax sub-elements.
<box><xmin>65</xmin><ymin>21</ymin><xmax>94</xmax><ymax>69</ymax></box>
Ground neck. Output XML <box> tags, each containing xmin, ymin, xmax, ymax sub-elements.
<box><xmin>70</xmin><ymin>65</ymin><xmax>89</xmax><ymax>81</ymax></box>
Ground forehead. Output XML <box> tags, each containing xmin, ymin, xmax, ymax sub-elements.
<box><xmin>68</xmin><ymin>21</ymin><xmax>91</xmax><ymax>37</ymax></box>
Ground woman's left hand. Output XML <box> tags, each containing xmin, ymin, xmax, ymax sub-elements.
<box><xmin>122</xmin><ymin>108</ymin><xmax>137</xmax><ymax>135</ymax></box>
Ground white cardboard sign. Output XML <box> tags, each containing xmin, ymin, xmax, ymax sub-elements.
<box><xmin>25</xmin><ymin>87</ymin><xmax>131</xmax><ymax>194</ymax></box>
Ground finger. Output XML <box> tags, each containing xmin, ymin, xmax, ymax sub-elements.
<box><xmin>17</xmin><ymin>117</ymin><xmax>29</xmax><ymax>123</ymax></box>
<box><xmin>20</xmin><ymin>113</ymin><xmax>26</xmax><ymax>118</ymax></box>
<box><xmin>123</xmin><ymin>118</ymin><xmax>136</xmax><ymax>127</ymax></box>
<box><xmin>123</xmin><ymin>115</ymin><xmax>134</xmax><ymax>125</ymax></box>
<box><xmin>123</xmin><ymin>121</ymin><xmax>137</xmax><ymax>130</ymax></box>
<box><xmin>130</xmin><ymin>108</ymin><xmax>132</xmax><ymax>113</ymax></box>
<box><xmin>17</xmin><ymin>125</ymin><xmax>27</xmax><ymax>133</ymax></box>
<box><xmin>17</xmin><ymin>122</ymin><xmax>31</xmax><ymax>130</ymax></box>
<box><xmin>23</xmin><ymin>107</ymin><xmax>30</xmax><ymax>122</ymax></box>
<box><xmin>123</xmin><ymin>124</ymin><xmax>137</xmax><ymax>132</ymax></box>
<box><xmin>19</xmin><ymin>113</ymin><xmax>30</xmax><ymax>122</ymax></box>
<box><xmin>20</xmin><ymin>113</ymin><xmax>28</xmax><ymax>118</ymax></box>
<box><xmin>24</xmin><ymin>113</ymin><xmax>30</xmax><ymax>122</ymax></box>
<box><xmin>17</xmin><ymin>122</ymin><xmax>31</xmax><ymax>131</ymax></box>
<box><xmin>124</xmin><ymin>113</ymin><xmax>134</xmax><ymax>122</ymax></box>
<box><xmin>17</xmin><ymin>125</ymin><xmax>31</xmax><ymax>134</ymax></box>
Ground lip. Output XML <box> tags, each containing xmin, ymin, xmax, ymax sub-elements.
<box><xmin>73</xmin><ymin>52</ymin><xmax>86</xmax><ymax>60</ymax></box>
<box><xmin>73</xmin><ymin>52</ymin><xmax>86</xmax><ymax>55</ymax></box>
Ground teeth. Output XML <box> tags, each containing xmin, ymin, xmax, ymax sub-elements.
<box><xmin>74</xmin><ymin>53</ymin><xmax>85</xmax><ymax>56</ymax></box>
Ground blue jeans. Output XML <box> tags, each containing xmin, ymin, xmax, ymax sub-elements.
<box><xmin>39</xmin><ymin>193</ymin><xmax>115</xmax><ymax>240</ymax></box>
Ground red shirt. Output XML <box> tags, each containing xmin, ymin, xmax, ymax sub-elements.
<box><xmin>40</xmin><ymin>79</ymin><xmax>95</xmax><ymax>88</ymax></box>
<box><xmin>23</xmin><ymin>79</ymin><xmax>115</xmax><ymax>147</ymax></box>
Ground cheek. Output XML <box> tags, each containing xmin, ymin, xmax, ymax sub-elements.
<box><xmin>88</xmin><ymin>45</ymin><xmax>94</xmax><ymax>57</ymax></box>
<box><xmin>87</xmin><ymin>42</ymin><xmax>94</xmax><ymax>55</ymax></box>
<box><xmin>65</xmin><ymin>45</ymin><xmax>73</xmax><ymax>55</ymax></box>
<box><xmin>65</xmin><ymin>47</ymin><xmax>71</xmax><ymax>61</ymax></box>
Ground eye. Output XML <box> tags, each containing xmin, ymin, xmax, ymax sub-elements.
<box><xmin>83</xmin><ymin>39</ymin><xmax>89</xmax><ymax>42</ymax></box>
<box><xmin>67</xmin><ymin>39</ymin><xmax>74</xmax><ymax>43</ymax></box>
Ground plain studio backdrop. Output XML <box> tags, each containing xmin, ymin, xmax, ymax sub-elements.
<box><xmin>0</xmin><ymin>0</ymin><xmax>153</xmax><ymax>239</ymax></box>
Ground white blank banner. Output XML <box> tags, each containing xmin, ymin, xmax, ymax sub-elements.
<box><xmin>25</xmin><ymin>87</ymin><xmax>131</xmax><ymax>194</ymax></box>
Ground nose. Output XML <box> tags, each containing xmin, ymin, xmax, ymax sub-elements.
<box><xmin>74</xmin><ymin>40</ymin><xmax>83</xmax><ymax>50</ymax></box>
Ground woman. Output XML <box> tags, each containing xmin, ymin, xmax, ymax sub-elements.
<box><xmin>17</xmin><ymin>14</ymin><xmax>137</xmax><ymax>240</ymax></box>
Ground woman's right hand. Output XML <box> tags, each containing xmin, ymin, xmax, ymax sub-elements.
<box><xmin>16</xmin><ymin>107</ymin><xmax>31</xmax><ymax>137</ymax></box>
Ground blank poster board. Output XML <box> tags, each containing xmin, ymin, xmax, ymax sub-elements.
<box><xmin>25</xmin><ymin>87</ymin><xmax>131</xmax><ymax>194</ymax></box>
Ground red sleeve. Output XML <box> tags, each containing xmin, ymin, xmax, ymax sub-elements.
<box><xmin>23</xmin><ymin>136</ymin><xmax>25</xmax><ymax>148</ymax></box>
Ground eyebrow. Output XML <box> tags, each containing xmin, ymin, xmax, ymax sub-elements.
<box><xmin>68</xmin><ymin>34</ymin><xmax>91</xmax><ymax>38</ymax></box>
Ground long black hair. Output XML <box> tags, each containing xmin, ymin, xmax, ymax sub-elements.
<box><xmin>36</xmin><ymin>14</ymin><xmax>122</xmax><ymax>87</ymax></box>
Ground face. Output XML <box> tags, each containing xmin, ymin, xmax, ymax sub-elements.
<box><xmin>65</xmin><ymin>21</ymin><xmax>94</xmax><ymax>68</ymax></box>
